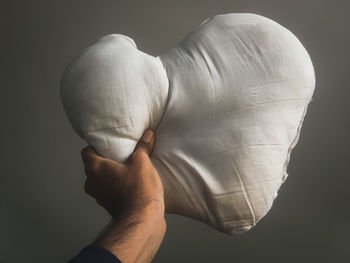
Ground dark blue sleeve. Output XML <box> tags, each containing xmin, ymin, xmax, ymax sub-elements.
<box><xmin>68</xmin><ymin>245</ymin><xmax>122</xmax><ymax>263</ymax></box>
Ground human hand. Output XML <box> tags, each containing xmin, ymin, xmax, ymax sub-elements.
<box><xmin>81</xmin><ymin>129</ymin><xmax>164</xmax><ymax>221</ymax></box>
<box><xmin>81</xmin><ymin>129</ymin><xmax>166</xmax><ymax>263</ymax></box>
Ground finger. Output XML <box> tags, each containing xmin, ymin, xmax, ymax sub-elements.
<box><xmin>133</xmin><ymin>129</ymin><xmax>155</xmax><ymax>157</ymax></box>
<box><xmin>81</xmin><ymin>146</ymin><xmax>102</xmax><ymax>165</ymax></box>
<box><xmin>81</xmin><ymin>146</ymin><xmax>103</xmax><ymax>173</ymax></box>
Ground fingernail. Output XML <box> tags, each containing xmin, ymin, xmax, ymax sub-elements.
<box><xmin>142</xmin><ymin>129</ymin><xmax>153</xmax><ymax>143</ymax></box>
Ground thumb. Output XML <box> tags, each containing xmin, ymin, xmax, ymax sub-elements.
<box><xmin>133</xmin><ymin>129</ymin><xmax>155</xmax><ymax>156</ymax></box>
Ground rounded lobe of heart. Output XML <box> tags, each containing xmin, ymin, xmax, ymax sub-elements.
<box><xmin>60</xmin><ymin>13</ymin><xmax>315</xmax><ymax>235</ymax></box>
<box><xmin>60</xmin><ymin>34</ymin><xmax>169</xmax><ymax>162</ymax></box>
<box><xmin>153</xmin><ymin>13</ymin><xmax>315</xmax><ymax>234</ymax></box>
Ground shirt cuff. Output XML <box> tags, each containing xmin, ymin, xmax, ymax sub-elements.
<box><xmin>68</xmin><ymin>244</ymin><xmax>122</xmax><ymax>263</ymax></box>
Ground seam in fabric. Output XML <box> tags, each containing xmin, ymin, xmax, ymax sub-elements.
<box><xmin>282</xmin><ymin>97</ymin><xmax>314</xmax><ymax>182</ymax></box>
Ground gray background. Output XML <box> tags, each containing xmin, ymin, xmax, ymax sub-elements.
<box><xmin>1</xmin><ymin>0</ymin><xmax>349</xmax><ymax>262</ymax></box>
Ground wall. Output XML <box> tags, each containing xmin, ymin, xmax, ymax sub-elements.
<box><xmin>1</xmin><ymin>0</ymin><xmax>349</xmax><ymax>262</ymax></box>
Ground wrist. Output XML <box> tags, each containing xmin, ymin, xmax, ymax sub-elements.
<box><xmin>138</xmin><ymin>200</ymin><xmax>165</xmax><ymax>220</ymax></box>
<box><xmin>112</xmin><ymin>200</ymin><xmax>165</xmax><ymax>224</ymax></box>
<box><xmin>95</xmin><ymin>203</ymin><xmax>166</xmax><ymax>263</ymax></box>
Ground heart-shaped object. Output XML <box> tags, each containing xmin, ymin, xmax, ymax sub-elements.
<box><xmin>60</xmin><ymin>13</ymin><xmax>315</xmax><ymax>234</ymax></box>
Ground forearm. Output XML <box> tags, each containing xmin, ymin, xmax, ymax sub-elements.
<box><xmin>94</xmin><ymin>206</ymin><xmax>166</xmax><ymax>263</ymax></box>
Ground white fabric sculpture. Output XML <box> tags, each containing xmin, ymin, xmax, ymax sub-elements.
<box><xmin>60</xmin><ymin>13</ymin><xmax>315</xmax><ymax>234</ymax></box>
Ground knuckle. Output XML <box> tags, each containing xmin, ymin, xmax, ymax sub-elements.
<box><xmin>84</xmin><ymin>179</ymin><xmax>97</xmax><ymax>198</ymax></box>
<box><xmin>130</xmin><ymin>151</ymin><xmax>138</xmax><ymax>159</ymax></box>
<box><xmin>98</xmin><ymin>162</ymin><xmax>107</xmax><ymax>172</ymax></box>
<box><xmin>80</xmin><ymin>147</ymin><xmax>89</xmax><ymax>159</ymax></box>
<box><xmin>128</xmin><ymin>151</ymin><xmax>138</xmax><ymax>164</ymax></box>
<box><xmin>84</xmin><ymin>180</ymin><xmax>91</xmax><ymax>194</ymax></box>
<box><xmin>135</xmin><ymin>149</ymin><xmax>149</xmax><ymax>159</ymax></box>
<box><xmin>88</xmin><ymin>158</ymin><xmax>101</xmax><ymax>173</ymax></box>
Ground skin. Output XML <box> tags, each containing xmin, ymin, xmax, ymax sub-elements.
<box><xmin>81</xmin><ymin>129</ymin><xmax>166</xmax><ymax>263</ymax></box>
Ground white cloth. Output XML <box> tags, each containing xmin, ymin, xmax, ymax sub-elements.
<box><xmin>60</xmin><ymin>13</ymin><xmax>315</xmax><ymax>234</ymax></box>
